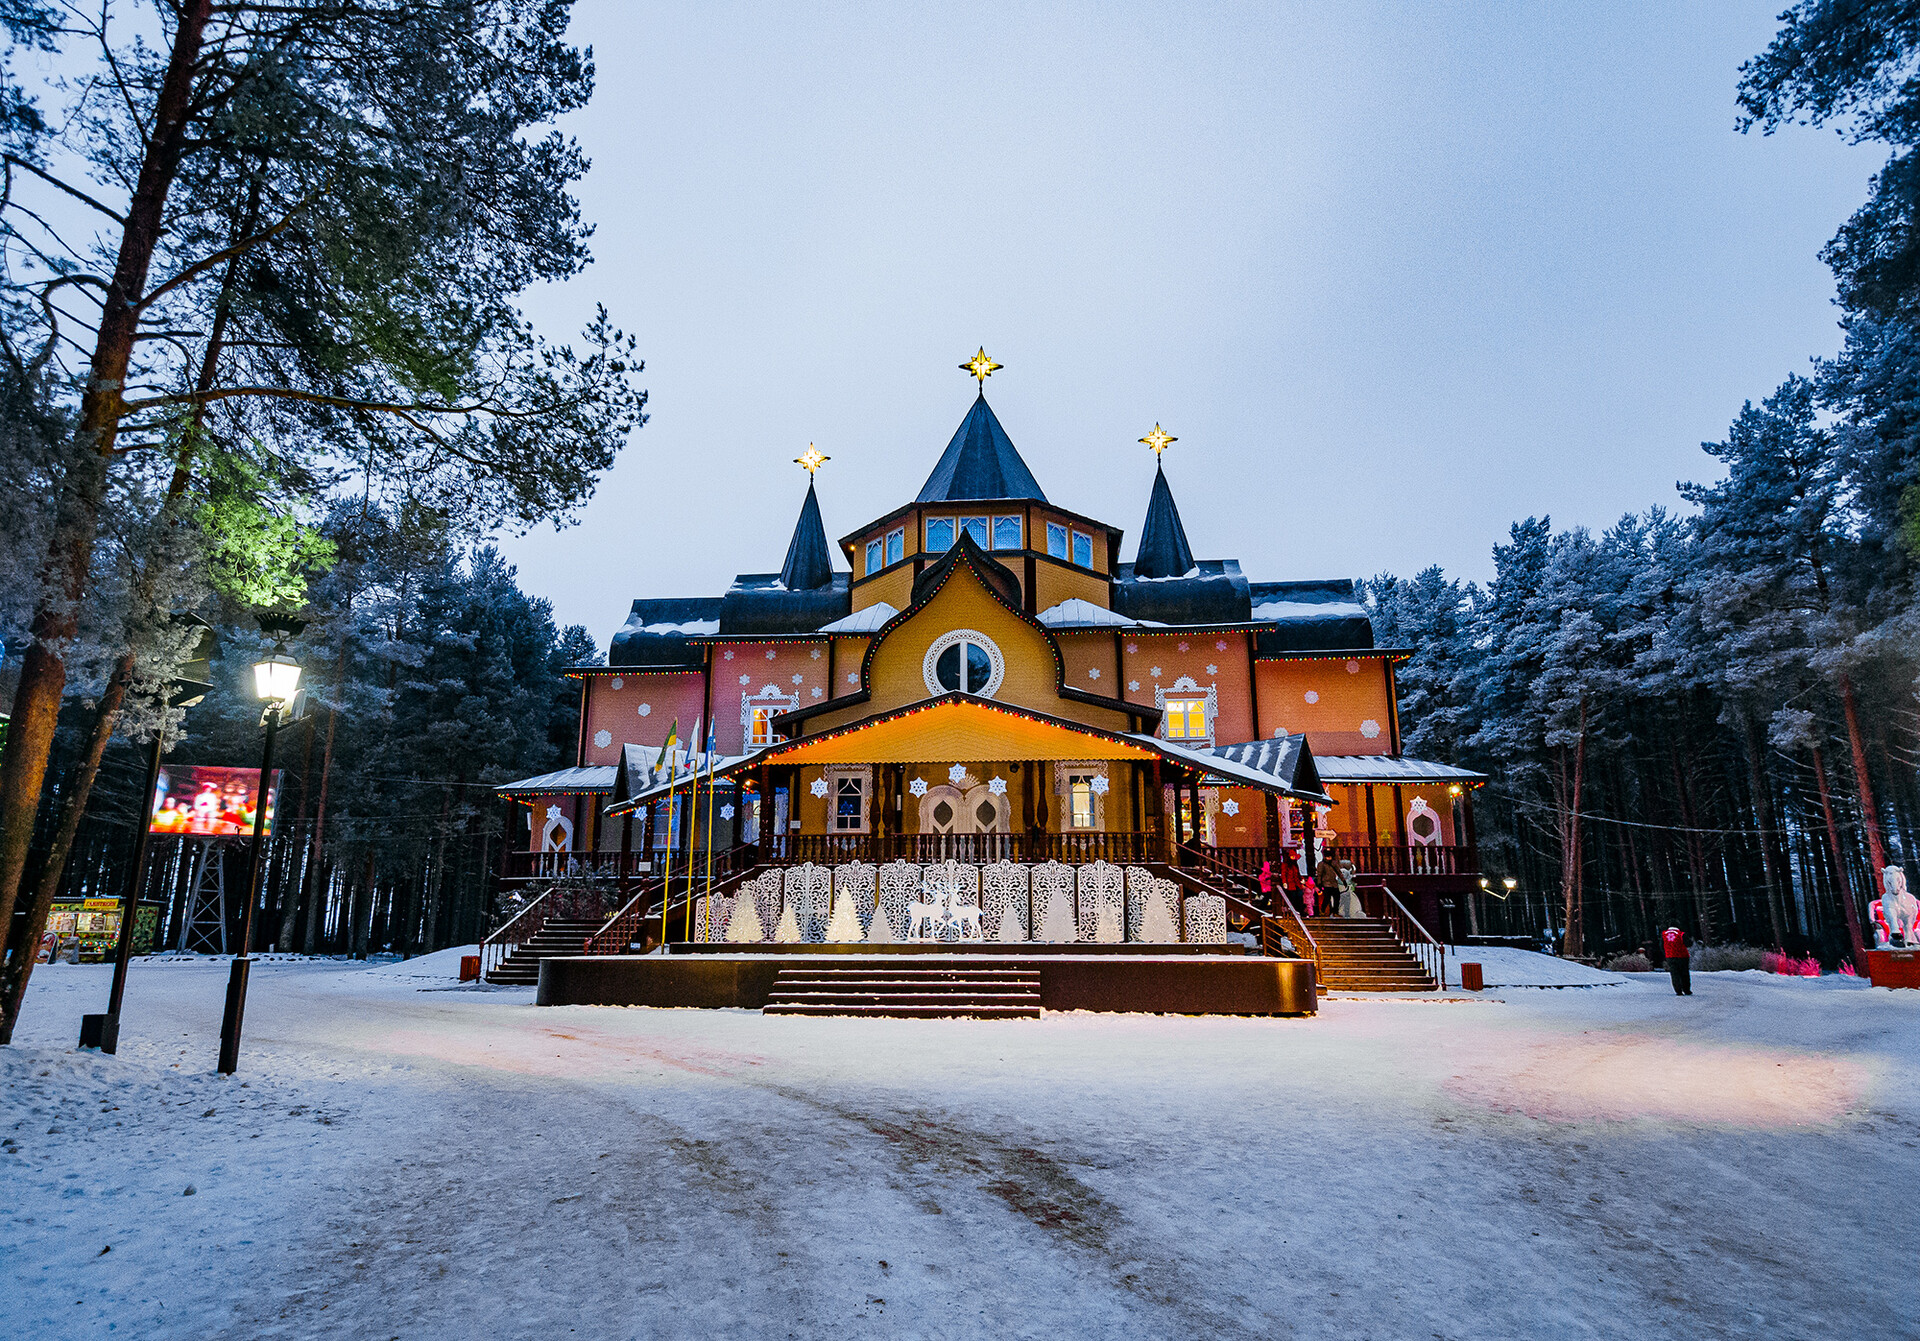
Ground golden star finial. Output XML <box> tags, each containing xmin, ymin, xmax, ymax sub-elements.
<box><xmin>794</xmin><ymin>444</ymin><xmax>829</xmax><ymax>476</ymax></box>
<box><xmin>960</xmin><ymin>347</ymin><xmax>1002</xmax><ymax>387</ymax></box>
<box><xmin>1140</xmin><ymin>423</ymin><xmax>1177</xmax><ymax>458</ymax></box>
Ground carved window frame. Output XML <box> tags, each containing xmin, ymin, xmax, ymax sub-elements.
<box><xmin>742</xmin><ymin>684</ymin><xmax>799</xmax><ymax>748</ymax></box>
<box><xmin>823</xmin><ymin>764</ymin><xmax>872</xmax><ymax>834</ymax></box>
<box><xmin>1053</xmin><ymin>760</ymin><xmax>1109</xmax><ymax>831</ymax></box>
<box><xmin>922</xmin><ymin>628</ymin><xmax>1006</xmax><ymax>699</ymax></box>
<box><xmin>1154</xmin><ymin>675</ymin><xmax>1218</xmax><ymax>745</ymax></box>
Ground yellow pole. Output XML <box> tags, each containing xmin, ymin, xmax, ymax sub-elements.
<box><xmin>684</xmin><ymin>750</ymin><xmax>702</xmax><ymax>943</ymax></box>
<box><xmin>702</xmin><ymin>754</ymin><xmax>717</xmax><ymax>908</ymax></box>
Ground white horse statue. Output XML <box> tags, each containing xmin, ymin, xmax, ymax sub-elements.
<box><xmin>1883</xmin><ymin>866</ymin><xmax>1917</xmax><ymax>946</ymax></box>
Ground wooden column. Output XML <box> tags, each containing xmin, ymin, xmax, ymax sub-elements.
<box><xmin>1391</xmin><ymin>784</ymin><xmax>1407</xmax><ymax>852</ymax></box>
<box><xmin>619</xmin><ymin>811</ymin><xmax>633</xmax><ymax>894</ymax></box>
<box><xmin>1264</xmin><ymin>791</ymin><xmax>1282</xmax><ymax>865</ymax></box>
<box><xmin>1365</xmin><ymin>785</ymin><xmax>1378</xmax><ymax>857</ymax></box>
<box><xmin>1151</xmin><ymin>757</ymin><xmax>1170</xmax><ymax>862</ymax></box>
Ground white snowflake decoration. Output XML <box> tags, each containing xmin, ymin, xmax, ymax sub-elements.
<box><xmin>739</xmin><ymin>673</ymin><xmax>750</xmax><ymax>685</ymax></box>
<box><xmin>1127</xmin><ymin>679</ymin><xmax>1140</xmax><ymax>692</ymax></box>
<box><xmin>1346</xmin><ymin>659</ymin><xmax>1360</xmax><ymax>674</ymax></box>
<box><xmin>810</xmin><ymin>687</ymin><xmax>822</xmax><ymax>698</ymax></box>
<box><xmin>610</xmin><ymin>676</ymin><xmax>623</xmax><ymax>689</ymax></box>
<box><xmin>1124</xmin><ymin>642</ymin><xmax>1137</xmax><ymax>654</ymax></box>
<box><xmin>1273</xmin><ymin>727</ymin><xmax>1286</xmax><ymax>739</ymax></box>
<box><xmin>1150</xmin><ymin>665</ymin><xmax>1162</xmax><ymax>678</ymax></box>
<box><xmin>593</xmin><ymin>729</ymin><xmax>612</xmax><ymax>749</ymax></box>
<box><xmin>1304</xmin><ymin>690</ymin><xmax>1319</xmax><ymax>704</ymax></box>
<box><xmin>947</xmin><ymin>764</ymin><xmax>969</xmax><ymax>785</ymax></box>
<box><xmin>1222</xmin><ymin>800</ymin><xmax>1240</xmax><ymax>816</ymax></box>
<box><xmin>1205</xmin><ymin>664</ymin><xmax>1218</xmax><ymax>676</ymax></box>
<box><xmin>1177</xmin><ymin>641</ymin><xmax>1189</xmax><ymax>652</ymax></box>
<box><xmin>1216</xmin><ymin>640</ymin><xmax>1228</xmax><ymax>651</ymax></box>
<box><xmin>810</xmin><ymin>777</ymin><xmax>828</xmax><ymax>797</ymax></box>
<box><xmin>810</xmin><ymin>647</ymin><xmax>822</xmax><ymax>659</ymax></box>
<box><xmin>719</xmin><ymin>803</ymin><xmax>735</xmax><ymax>820</ymax></box>
<box><xmin>846</xmin><ymin>671</ymin><xmax>859</xmax><ymax>685</ymax></box>
<box><xmin>1088</xmin><ymin>667</ymin><xmax>1101</xmax><ymax>680</ymax></box>
<box><xmin>545</xmin><ymin>804</ymin><xmax>561</xmax><ymax>821</ymax></box>
<box><xmin>637</xmin><ymin>703</ymin><xmax>652</xmax><ymax>717</ymax></box>
<box><xmin>766</xmin><ymin>649</ymin><xmax>777</xmax><ymax>660</ymax></box>
<box><xmin>987</xmin><ymin>777</ymin><xmax>1007</xmax><ymax>796</ymax></box>
<box><xmin>723</xmin><ymin>649</ymin><xmax>734</xmax><ymax>660</ymax></box>
<box><xmin>1360</xmin><ymin>719</ymin><xmax>1382</xmax><ymax>739</ymax></box>
<box><xmin>1090</xmin><ymin>774</ymin><xmax>1110</xmax><ymax>795</ymax></box>
<box><xmin>908</xmin><ymin>777</ymin><xmax>929</xmax><ymax>797</ymax></box>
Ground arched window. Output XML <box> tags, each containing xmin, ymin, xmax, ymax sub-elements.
<box><xmin>922</xmin><ymin>630</ymin><xmax>1005</xmax><ymax>699</ymax></box>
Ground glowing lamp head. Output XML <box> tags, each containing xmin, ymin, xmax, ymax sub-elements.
<box><xmin>1448</xmin><ymin>783</ymin><xmax>1463</xmax><ymax>796</ymax></box>
<box><xmin>1502</xmin><ymin>877</ymin><xmax>1518</xmax><ymax>892</ymax></box>
<box><xmin>252</xmin><ymin>650</ymin><xmax>302</xmax><ymax>704</ymax></box>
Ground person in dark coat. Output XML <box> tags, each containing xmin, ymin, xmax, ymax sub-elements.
<box><xmin>1661</xmin><ymin>926</ymin><xmax>1692</xmax><ymax>996</ymax></box>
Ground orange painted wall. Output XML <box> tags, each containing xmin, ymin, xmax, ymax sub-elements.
<box><xmin>1055</xmin><ymin>630</ymin><xmax>1120</xmax><ymax>697</ymax></box>
<box><xmin>712</xmin><ymin>640</ymin><xmax>834</xmax><ymax>754</ymax></box>
<box><xmin>852</xmin><ymin>565</ymin><xmax>915</xmax><ymax>615</ymax></box>
<box><xmin>1117</xmin><ymin>631</ymin><xmax>1256</xmax><ymax>745</ymax></box>
<box><xmin>580</xmin><ymin>671</ymin><xmax>705</xmax><ymax>766</ymax></box>
<box><xmin>1032</xmin><ymin>561</ymin><xmax>1110</xmax><ymax>614</ymax></box>
<box><xmin>1254</xmin><ymin>656</ymin><xmax>1396</xmax><ymax>755</ymax></box>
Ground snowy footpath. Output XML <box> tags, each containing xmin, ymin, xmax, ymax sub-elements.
<box><xmin>4</xmin><ymin>952</ymin><xmax>1918</xmax><ymax>1340</ymax></box>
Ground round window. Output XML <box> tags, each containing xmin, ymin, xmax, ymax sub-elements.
<box><xmin>922</xmin><ymin>629</ymin><xmax>1005</xmax><ymax>699</ymax></box>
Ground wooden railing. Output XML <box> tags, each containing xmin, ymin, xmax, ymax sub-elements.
<box><xmin>1363</xmin><ymin>882</ymin><xmax>1447</xmax><ymax>989</ymax></box>
<box><xmin>1329</xmin><ymin>844</ymin><xmax>1477</xmax><ymax>877</ymax></box>
<box><xmin>481</xmin><ymin>881</ymin><xmax>625</xmax><ymax>976</ymax></box>
<box><xmin>580</xmin><ymin>875</ymin><xmax>665</xmax><ymax>957</ymax></box>
<box><xmin>500</xmin><ymin>850</ymin><xmax>658</xmax><ymax>883</ymax></box>
<box><xmin>754</xmin><ymin>832</ymin><xmax>1155</xmax><ymax>867</ymax></box>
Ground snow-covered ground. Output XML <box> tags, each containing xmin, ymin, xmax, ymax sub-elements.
<box><xmin>5</xmin><ymin>955</ymin><xmax>1917</xmax><ymax>1340</ymax></box>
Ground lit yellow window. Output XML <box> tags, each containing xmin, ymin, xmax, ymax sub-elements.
<box><xmin>749</xmin><ymin>706</ymin><xmax>777</xmax><ymax>747</ymax></box>
<box><xmin>1069</xmin><ymin>777</ymin><xmax>1095</xmax><ymax>828</ymax></box>
<box><xmin>1165</xmin><ymin>697</ymin><xmax>1208</xmax><ymax>740</ymax></box>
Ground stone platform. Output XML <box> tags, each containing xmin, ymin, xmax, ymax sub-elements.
<box><xmin>536</xmin><ymin>946</ymin><xmax>1317</xmax><ymax>1016</ymax></box>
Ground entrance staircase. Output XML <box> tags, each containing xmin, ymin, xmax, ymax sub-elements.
<box><xmin>1287</xmin><ymin>915</ymin><xmax>1438</xmax><ymax>992</ymax></box>
<box><xmin>762</xmin><ymin>963</ymin><xmax>1042</xmax><ymax>1018</ymax></box>
<box><xmin>484</xmin><ymin>918</ymin><xmax>602</xmax><ymax>985</ymax></box>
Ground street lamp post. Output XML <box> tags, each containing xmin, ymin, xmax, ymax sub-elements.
<box><xmin>81</xmin><ymin>618</ymin><xmax>214</xmax><ymax>1054</ymax></box>
<box><xmin>216</xmin><ymin>644</ymin><xmax>301</xmax><ymax>1075</ymax></box>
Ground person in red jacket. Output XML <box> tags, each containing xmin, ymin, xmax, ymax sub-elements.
<box><xmin>1662</xmin><ymin>926</ymin><xmax>1692</xmax><ymax>996</ymax></box>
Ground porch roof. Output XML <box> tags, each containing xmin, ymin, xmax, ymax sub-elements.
<box><xmin>493</xmin><ymin>765</ymin><xmax>616</xmax><ymax>799</ymax></box>
<box><xmin>1143</xmin><ymin>734</ymin><xmax>1332</xmax><ymax>804</ymax></box>
<box><xmin>750</xmin><ymin>695</ymin><xmax>1158</xmax><ymax>767</ymax></box>
<box><xmin>1314</xmin><ymin>754</ymin><xmax>1488</xmax><ymax>786</ymax></box>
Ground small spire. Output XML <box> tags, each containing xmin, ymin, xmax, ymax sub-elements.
<box><xmin>1133</xmin><ymin>454</ymin><xmax>1195</xmax><ymax>580</ymax></box>
<box><xmin>779</xmin><ymin>456</ymin><xmax>834</xmax><ymax>591</ymax></box>
<box><xmin>960</xmin><ymin>347</ymin><xmax>1002</xmax><ymax>391</ymax></box>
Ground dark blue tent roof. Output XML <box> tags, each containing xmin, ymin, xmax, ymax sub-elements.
<box><xmin>1132</xmin><ymin>464</ymin><xmax>1195</xmax><ymax>580</ymax></box>
<box><xmin>915</xmin><ymin>394</ymin><xmax>1048</xmax><ymax>503</ymax></box>
<box><xmin>779</xmin><ymin>479</ymin><xmax>835</xmax><ymax>591</ymax></box>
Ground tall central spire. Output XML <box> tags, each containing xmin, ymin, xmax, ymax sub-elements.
<box><xmin>779</xmin><ymin>454</ymin><xmax>835</xmax><ymax>591</ymax></box>
<box><xmin>916</xmin><ymin>349</ymin><xmax>1046</xmax><ymax>502</ymax></box>
<box><xmin>1132</xmin><ymin>425</ymin><xmax>1195</xmax><ymax>579</ymax></box>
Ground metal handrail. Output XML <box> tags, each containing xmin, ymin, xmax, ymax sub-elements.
<box><xmin>1268</xmin><ymin>883</ymin><xmax>1319</xmax><ymax>977</ymax></box>
<box><xmin>1373</xmin><ymin>883</ymin><xmax>1446</xmax><ymax>989</ymax></box>
<box><xmin>481</xmin><ymin>888</ymin><xmax>553</xmax><ymax>980</ymax></box>
<box><xmin>581</xmin><ymin>876</ymin><xmax>664</xmax><ymax>956</ymax></box>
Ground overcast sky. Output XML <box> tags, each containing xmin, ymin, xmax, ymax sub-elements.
<box><xmin>504</xmin><ymin>2</ymin><xmax>1883</xmax><ymax>644</ymax></box>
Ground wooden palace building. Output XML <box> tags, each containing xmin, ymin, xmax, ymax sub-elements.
<box><xmin>492</xmin><ymin>355</ymin><xmax>1485</xmax><ymax>1007</ymax></box>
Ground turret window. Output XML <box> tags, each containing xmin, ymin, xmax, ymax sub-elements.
<box><xmin>993</xmin><ymin>516</ymin><xmax>1022</xmax><ymax>550</ymax></box>
<box><xmin>960</xmin><ymin>515</ymin><xmax>989</xmax><ymax>546</ymax></box>
<box><xmin>1071</xmin><ymin>529</ymin><xmax>1093</xmax><ymax>568</ymax></box>
<box><xmin>864</xmin><ymin>538</ymin><xmax>882</xmax><ymax>574</ymax></box>
<box><xmin>926</xmin><ymin>516</ymin><xmax>954</xmax><ymax>552</ymax></box>
<box><xmin>1046</xmin><ymin>522</ymin><xmax>1068</xmax><ymax>558</ymax></box>
<box><xmin>885</xmin><ymin>527</ymin><xmax>904</xmax><ymax>564</ymax></box>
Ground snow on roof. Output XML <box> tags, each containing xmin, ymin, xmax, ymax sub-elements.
<box><xmin>1252</xmin><ymin>599</ymin><xmax>1370</xmax><ymax>622</ymax></box>
<box><xmin>817</xmin><ymin>602</ymin><xmax>898</xmax><ymax>634</ymax></box>
<box><xmin>622</xmin><ymin>618</ymin><xmax>721</xmax><ymax>636</ymax></box>
<box><xmin>494</xmin><ymin>765</ymin><xmax>617</xmax><ymax>795</ymax></box>
<box><xmin>1037</xmin><ymin>598</ymin><xmax>1137</xmax><ymax>628</ymax></box>
<box><xmin>1314</xmin><ymin>755</ymin><xmax>1487</xmax><ymax>783</ymax></box>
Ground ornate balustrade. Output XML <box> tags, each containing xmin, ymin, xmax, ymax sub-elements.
<box><xmin>754</xmin><ymin>832</ymin><xmax>1155</xmax><ymax>867</ymax></box>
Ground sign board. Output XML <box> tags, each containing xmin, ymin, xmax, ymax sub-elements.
<box><xmin>149</xmin><ymin>765</ymin><xmax>282</xmax><ymax>838</ymax></box>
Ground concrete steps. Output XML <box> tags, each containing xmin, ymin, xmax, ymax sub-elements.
<box><xmin>484</xmin><ymin>918</ymin><xmax>602</xmax><ymax>985</ymax></box>
<box><xmin>1293</xmin><ymin>916</ymin><xmax>1438</xmax><ymax>992</ymax></box>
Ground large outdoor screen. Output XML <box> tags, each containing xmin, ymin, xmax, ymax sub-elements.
<box><xmin>148</xmin><ymin>765</ymin><xmax>282</xmax><ymax>837</ymax></box>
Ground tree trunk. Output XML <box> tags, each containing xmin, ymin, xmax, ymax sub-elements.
<box><xmin>1839</xmin><ymin>673</ymin><xmax>1890</xmax><ymax>894</ymax></box>
<box><xmin>1743</xmin><ymin>714</ymin><xmax>1788</xmax><ymax>947</ymax></box>
<box><xmin>1810</xmin><ymin>741</ymin><xmax>1867</xmax><ymax>965</ymax></box>
<box><xmin>0</xmin><ymin>1</ymin><xmax>217</xmax><ymax>993</ymax></box>
<box><xmin>1557</xmin><ymin>702</ymin><xmax>1588</xmax><ymax>959</ymax></box>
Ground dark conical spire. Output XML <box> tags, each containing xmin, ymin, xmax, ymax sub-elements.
<box><xmin>1132</xmin><ymin>463</ymin><xmax>1195</xmax><ymax>579</ymax></box>
<box><xmin>915</xmin><ymin>393</ymin><xmax>1048</xmax><ymax>503</ymax></box>
<box><xmin>779</xmin><ymin>479</ymin><xmax>834</xmax><ymax>590</ymax></box>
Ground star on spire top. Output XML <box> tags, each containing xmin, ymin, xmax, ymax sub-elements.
<box><xmin>794</xmin><ymin>444</ymin><xmax>830</xmax><ymax>476</ymax></box>
<box><xmin>960</xmin><ymin>347</ymin><xmax>1002</xmax><ymax>388</ymax></box>
<box><xmin>1140</xmin><ymin>423</ymin><xmax>1177</xmax><ymax>458</ymax></box>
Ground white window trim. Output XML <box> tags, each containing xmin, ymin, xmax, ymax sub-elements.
<box><xmin>992</xmin><ymin>515</ymin><xmax>1022</xmax><ymax>550</ymax></box>
<box><xmin>1052</xmin><ymin>761</ymin><xmax>1109</xmax><ymax>831</ymax></box>
<box><xmin>885</xmin><ymin>526</ymin><xmax>905</xmax><ymax>564</ymax></box>
<box><xmin>959</xmin><ymin>515</ymin><xmax>989</xmax><ymax>547</ymax></box>
<box><xmin>922</xmin><ymin>628</ymin><xmax>1006</xmax><ymax>699</ymax></box>
<box><xmin>1155</xmin><ymin>676</ymin><xmax>1218</xmax><ymax>745</ymax></box>
<box><xmin>741</xmin><ymin>684</ymin><xmax>799</xmax><ymax>749</ymax></box>
<box><xmin>823</xmin><ymin>764</ymin><xmax>871</xmax><ymax>834</ymax></box>
<box><xmin>1070</xmin><ymin>528</ymin><xmax>1093</xmax><ymax>568</ymax></box>
<box><xmin>1046</xmin><ymin>521</ymin><xmax>1068</xmax><ymax>559</ymax></box>
<box><xmin>925</xmin><ymin>516</ymin><xmax>955</xmax><ymax>551</ymax></box>
<box><xmin>864</xmin><ymin>538</ymin><xmax>882</xmax><ymax>575</ymax></box>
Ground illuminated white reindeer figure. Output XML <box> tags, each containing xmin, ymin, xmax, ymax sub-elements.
<box><xmin>908</xmin><ymin>866</ymin><xmax>982</xmax><ymax>940</ymax></box>
<box><xmin>1883</xmin><ymin>866</ymin><xmax>1917</xmax><ymax>946</ymax></box>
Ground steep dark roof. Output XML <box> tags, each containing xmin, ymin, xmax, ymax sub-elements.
<box><xmin>779</xmin><ymin>479</ymin><xmax>835</xmax><ymax>591</ymax></box>
<box><xmin>915</xmin><ymin>394</ymin><xmax>1048</xmax><ymax>503</ymax></box>
<box><xmin>1132</xmin><ymin>464</ymin><xmax>1195</xmax><ymax>580</ymax></box>
<box><xmin>718</xmin><ymin>572</ymin><xmax>851</xmax><ymax>637</ymax></box>
<box><xmin>1112</xmin><ymin>558</ymin><xmax>1251</xmax><ymax>625</ymax></box>
<box><xmin>1249</xmin><ymin>579</ymin><xmax>1376</xmax><ymax>653</ymax></box>
<box><xmin>609</xmin><ymin>597</ymin><xmax>723</xmax><ymax>668</ymax></box>
<box><xmin>1206</xmin><ymin>734</ymin><xmax>1327</xmax><ymax>803</ymax></box>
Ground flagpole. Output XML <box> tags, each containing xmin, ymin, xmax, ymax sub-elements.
<box><xmin>701</xmin><ymin>745</ymin><xmax>717</xmax><ymax>926</ymax></box>
<box><xmin>657</xmin><ymin>719</ymin><xmax>678</xmax><ymax>950</ymax></box>
<box><xmin>684</xmin><ymin>747</ymin><xmax>701</xmax><ymax>943</ymax></box>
